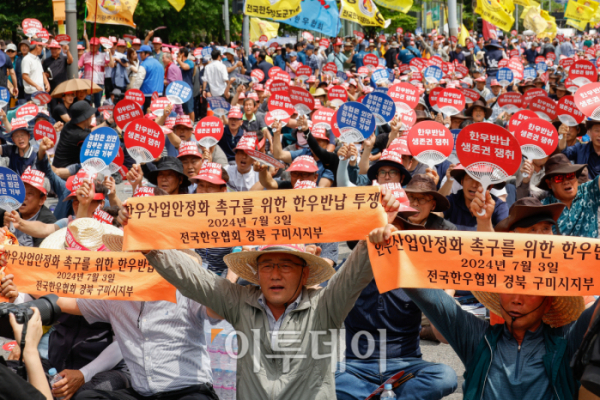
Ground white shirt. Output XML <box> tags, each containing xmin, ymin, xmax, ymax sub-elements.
<box><xmin>226</xmin><ymin>164</ymin><xmax>259</xmax><ymax>192</ymax></box>
<box><xmin>22</xmin><ymin>53</ymin><xmax>44</xmax><ymax>94</ymax></box>
<box><xmin>203</xmin><ymin>59</ymin><xmax>229</xmax><ymax>97</ymax></box>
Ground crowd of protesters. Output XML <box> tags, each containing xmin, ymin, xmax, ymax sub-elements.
<box><xmin>0</xmin><ymin>25</ymin><xmax>599</xmax><ymax>400</ymax></box>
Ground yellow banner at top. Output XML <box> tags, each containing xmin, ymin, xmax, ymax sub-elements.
<box><xmin>244</xmin><ymin>0</ymin><xmax>302</xmax><ymax>20</ymax></box>
<box><xmin>475</xmin><ymin>0</ymin><xmax>515</xmax><ymax>32</ymax></box>
<box><xmin>565</xmin><ymin>0</ymin><xmax>594</xmax><ymax>22</ymax></box>
<box><xmin>340</xmin><ymin>0</ymin><xmax>386</xmax><ymax>27</ymax></box>
<box><xmin>86</xmin><ymin>0</ymin><xmax>138</xmax><ymax>27</ymax></box>
<box><xmin>373</xmin><ymin>0</ymin><xmax>412</xmax><ymax>14</ymax></box>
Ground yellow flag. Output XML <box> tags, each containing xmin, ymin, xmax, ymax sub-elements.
<box><xmin>426</xmin><ymin>11</ymin><xmax>433</xmax><ymax>29</ymax></box>
<box><xmin>373</xmin><ymin>0</ymin><xmax>412</xmax><ymax>13</ymax></box>
<box><xmin>249</xmin><ymin>17</ymin><xmax>280</xmax><ymax>41</ymax></box>
<box><xmin>245</xmin><ymin>0</ymin><xmax>302</xmax><ymax>20</ymax></box>
<box><xmin>522</xmin><ymin>6</ymin><xmax>548</xmax><ymax>34</ymax></box>
<box><xmin>566</xmin><ymin>18</ymin><xmax>589</xmax><ymax>30</ymax></box>
<box><xmin>538</xmin><ymin>11</ymin><xmax>557</xmax><ymax>39</ymax></box>
<box><xmin>579</xmin><ymin>0</ymin><xmax>599</xmax><ymax>14</ymax></box>
<box><xmin>504</xmin><ymin>0</ymin><xmax>516</xmax><ymax>13</ymax></box>
<box><xmin>167</xmin><ymin>0</ymin><xmax>185</xmax><ymax>11</ymax></box>
<box><xmin>340</xmin><ymin>0</ymin><xmax>386</xmax><ymax>27</ymax></box>
<box><xmin>565</xmin><ymin>0</ymin><xmax>593</xmax><ymax>22</ymax></box>
<box><xmin>86</xmin><ymin>0</ymin><xmax>138</xmax><ymax>27</ymax></box>
<box><xmin>514</xmin><ymin>0</ymin><xmax>530</xmax><ymax>5</ymax></box>
<box><xmin>475</xmin><ymin>0</ymin><xmax>515</xmax><ymax>32</ymax></box>
<box><xmin>458</xmin><ymin>23</ymin><xmax>469</xmax><ymax>46</ymax></box>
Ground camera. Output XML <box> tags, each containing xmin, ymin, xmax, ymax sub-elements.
<box><xmin>0</xmin><ymin>294</ymin><xmax>62</xmax><ymax>339</ymax></box>
<box><xmin>572</xmin><ymin>312</ymin><xmax>600</xmax><ymax>397</ymax></box>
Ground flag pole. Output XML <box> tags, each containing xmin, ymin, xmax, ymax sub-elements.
<box><xmin>90</xmin><ymin>0</ymin><xmax>99</xmax><ymax>97</ymax></box>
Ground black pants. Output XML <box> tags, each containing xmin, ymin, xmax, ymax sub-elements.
<box><xmin>74</xmin><ymin>384</ymin><xmax>218</xmax><ymax>400</ymax></box>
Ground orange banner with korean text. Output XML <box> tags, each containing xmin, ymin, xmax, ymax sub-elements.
<box><xmin>123</xmin><ymin>187</ymin><xmax>387</xmax><ymax>251</ymax></box>
<box><xmin>367</xmin><ymin>230</ymin><xmax>600</xmax><ymax>296</ymax></box>
<box><xmin>4</xmin><ymin>245</ymin><xmax>177</xmax><ymax>302</ymax></box>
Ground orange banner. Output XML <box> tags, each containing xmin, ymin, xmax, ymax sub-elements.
<box><xmin>123</xmin><ymin>186</ymin><xmax>387</xmax><ymax>251</ymax></box>
<box><xmin>4</xmin><ymin>245</ymin><xmax>177</xmax><ymax>302</ymax></box>
<box><xmin>368</xmin><ymin>230</ymin><xmax>600</xmax><ymax>296</ymax></box>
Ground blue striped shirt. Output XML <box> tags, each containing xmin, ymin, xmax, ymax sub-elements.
<box><xmin>77</xmin><ymin>291</ymin><xmax>213</xmax><ymax>396</ymax></box>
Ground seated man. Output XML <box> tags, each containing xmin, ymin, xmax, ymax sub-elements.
<box><xmin>118</xmin><ymin>189</ymin><xmax>400</xmax><ymax>399</ymax></box>
<box><xmin>225</xmin><ymin>135</ymin><xmax>260</xmax><ymax>192</ymax></box>
<box><xmin>177</xmin><ymin>141</ymin><xmax>205</xmax><ymax>194</ymax></box>
<box><xmin>2</xmin><ymin>167</ymin><xmax>56</xmax><ymax>247</ymax></box>
<box><xmin>367</xmin><ymin>193</ymin><xmax>600</xmax><ymax>400</ymax></box>
<box><xmin>0</xmin><ymin>118</ymin><xmax>37</xmax><ymax>175</ymax></box>
<box><xmin>218</xmin><ymin>106</ymin><xmax>245</xmax><ymax>164</ymax></box>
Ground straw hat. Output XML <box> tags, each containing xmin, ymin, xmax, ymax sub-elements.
<box><xmin>40</xmin><ymin>218</ymin><xmax>123</xmax><ymax>251</ymax></box>
<box><xmin>472</xmin><ymin>291</ymin><xmax>584</xmax><ymax>328</ymax></box>
<box><xmin>223</xmin><ymin>244</ymin><xmax>335</xmax><ymax>286</ymax></box>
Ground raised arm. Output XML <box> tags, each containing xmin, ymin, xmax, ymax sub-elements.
<box><xmin>271</xmin><ymin>121</ymin><xmax>292</xmax><ymax>164</ymax></box>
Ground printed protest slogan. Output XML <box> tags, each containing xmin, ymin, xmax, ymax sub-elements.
<box><xmin>4</xmin><ymin>246</ymin><xmax>177</xmax><ymax>302</ymax></box>
<box><xmin>123</xmin><ymin>187</ymin><xmax>387</xmax><ymax>251</ymax></box>
<box><xmin>86</xmin><ymin>0</ymin><xmax>138</xmax><ymax>28</ymax></box>
<box><xmin>244</xmin><ymin>0</ymin><xmax>302</xmax><ymax>20</ymax></box>
<box><xmin>367</xmin><ymin>230</ymin><xmax>600</xmax><ymax>296</ymax></box>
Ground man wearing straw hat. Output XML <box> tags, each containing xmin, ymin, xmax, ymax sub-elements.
<box><xmin>120</xmin><ymin>188</ymin><xmax>401</xmax><ymax>400</ymax></box>
<box><xmin>368</xmin><ymin>194</ymin><xmax>600</xmax><ymax>400</ymax></box>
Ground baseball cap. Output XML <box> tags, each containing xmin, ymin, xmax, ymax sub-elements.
<box><xmin>152</xmin><ymin>37</ymin><xmax>162</xmax><ymax>44</ymax></box>
<box><xmin>174</xmin><ymin>115</ymin><xmax>193</xmax><ymax>128</ymax></box>
<box><xmin>132</xmin><ymin>38</ymin><xmax>141</xmax><ymax>45</ymax></box>
<box><xmin>137</xmin><ymin>45</ymin><xmax>152</xmax><ymax>53</ymax></box>
<box><xmin>287</xmin><ymin>155</ymin><xmax>318</xmax><ymax>173</ymax></box>
<box><xmin>5</xmin><ymin>44</ymin><xmax>17</xmax><ymax>52</ymax></box>
<box><xmin>228</xmin><ymin>106</ymin><xmax>243</xmax><ymax>119</ymax></box>
<box><xmin>191</xmin><ymin>162</ymin><xmax>227</xmax><ymax>185</ymax></box>
<box><xmin>177</xmin><ymin>141</ymin><xmax>203</xmax><ymax>158</ymax></box>
<box><xmin>21</xmin><ymin>166</ymin><xmax>47</xmax><ymax>195</ymax></box>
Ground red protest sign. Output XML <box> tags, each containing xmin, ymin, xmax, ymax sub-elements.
<box><xmin>124</xmin><ymin>118</ymin><xmax>165</xmax><ymax>159</ymax></box>
<box><xmin>113</xmin><ymin>146</ymin><xmax>124</xmax><ymax>168</ymax></box>
<box><xmin>450</xmin><ymin>36</ymin><xmax>457</xmax><ymax>44</ymax></box>
<box><xmin>289</xmin><ymin>86</ymin><xmax>314</xmax><ymax>115</ymax></box>
<box><xmin>98</xmin><ymin>105</ymin><xmax>113</xmax><ymax>113</ymax></box>
<box><xmin>557</xmin><ymin>95</ymin><xmax>585</xmax><ymax>126</ymax></box>
<box><xmin>99</xmin><ymin>37</ymin><xmax>113</xmax><ymax>49</ymax></box>
<box><xmin>251</xmin><ymin>69</ymin><xmax>265</xmax><ymax>82</ymax></box>
<box><xmin>456</xmin><ymin>123</ymin><xmax>522</xmax><ymax>183</ymax></box>
<box><xmin>357</xmin><ymin>66</ymin><xmax>370</xmax><ymax>77</ymax></box>
<box><xmin>409</xmin><ymin>71</ymin><xmax>423</xmax><ymax>85</ymax></box>
<box><xmin>586</xmin><ymin>47</ymin><xmax>596</xmax><ymax>58</ymax></box>
<box><xmin>435</xmin><ymin>88</ymin><xmax>465</xmax><ymax>116</ymax></box>
<box><xmin>319</xmin><ymin>38</ymin><xmax>330</xmax><ymax>48</ymax></box>
<box><xmin>574</xmin><ymin>82</ymin><xmax>600</xmax><ymax>119</ymax></box>
<box><xmin>498</xmin><ymin>59</ymin><xmax>510</xmax><ymax>69</ymax></box>
<box><xmin>267</xmin><ymin>92</ymin><xmax>295</xmax><ymax>117</ymax></box>
<box><xmin>508</xmin><ymin>59</ymin><xmax>524</xmax><ymax>81</ymax></box>
<box><xmin>268</xmin><ymin>66</ymin><xmax>282</xmax><ymax>79</ymax></box>
<box><xmin>151</xmin><ymin>91</ymin><xmax>159</xmax><ymax>101</ymax></box>
<box><xmin>259</xmin><ymin>35</ymin><xmax>268</xmax><ymax>42</ymax></box>
<box><xmin>296</xmin><ymin>65</ymin><xmax>312</xmax><ymax>80</ymax></box>
<box><xmin>467</xmin><ymin>41</ymin><xmax>475</xmax><ymax>50</ymax></box>
<box><xmin>529</xmin><ymin>96</ymin><xmax>557</xmax><ymax>121</ymax></box>
<box><xmin>497</xmin><ymin>93</ymin><xmax>523</xmax><ymax>112</ymax></box>
<box><xmin>270</xmin><ymin>79</ymin><xmax>289</xmax><ymax>94</ymax></box>
<box><xmin>193</xmin><ymin>48</ymin><xmax>202</xmax><ymax>57</ymax></box>
<box><xmin>302</xmin><ymin>31</ymin><xmax>314</xmax><ymax>41</ymax></box>
<box><xmin>398</xmin><ymin>64</ymin><xmax>411</xmax><ymax>75</ymax></box>
<box><xmin>400</xmin><ymin>109</ymin><xmax>417</xmax><ymax>130</ymax></box>
<box><xmin>264</xmin><ymin>110</ymin><xmax>291</xmax><ymax>127</ymax></box>
<box><xmin>32</xmin><ymin>92</ymin><xmax>52</xmax><ymax>106</ymax></box>
<box><xmin>55</xmin><ymin>34</ymin><xmax>71</xmax><ymax>45</ymax></box>
<box><xmin>388</xmin><ymin>83</ymin><xmax>419</xmax><ymax>112</ymax></box>
<box><xmin>125</xmin><ymin>89</ymin><xmax>145</xmax><ymax>106</ymax></box>
<box><xmin>406</xmin><ymin>121</ymin><xmax>453</xmax><ymax>167</ymax></box>
<box><xmin>569</xmin><ymin>59</ymin><xmax>597</xmax><ymax>86</ymax></box>
<box><xmin>194</xmin><ymin>116</ymin><xmax>223</xmax><ymax>147</ymax></box>
<box><xmin>364</xmin><ymin>54</ymin><xmax>379</xmax><ymax>69</ymax></box>
<box><xmin>547</xmin><ymin>52</ymin><xmax>556</xmax><ymax>61</ymax></box>
<box><xmin>114</xmin><ymin>99</ymin><xmax>144</xmax><ymax>129</ymax></box>
<box><xmin>37</xmin><ymin>29</ymin><xmax>49</xmax><ymax>43</ymax></box>
<box><xmin>33</xmin><ymin>120</ymin><xmax>56</xmax><ymax>142</ymax></box>
<box><xmin>328</xmin><ymin>85</ymin><xmax>348</xmax><ymax>106</ymax></box>
<box><xmin>454</xmin><ymin>64</ymin><xmax>469</xmax><ymax>78</ymax></box>
<box><xmin>149</xmin><ymin>97</ymin><xmax>171</xmax><ymax>116</ymax></box>
<box><xmin>428</xmin><ymin>56</ymin><xmax>443</xmax><ymax>69</ymax></box>
<box><xmin>323</xmin><ymin>62</ymin><xmax>338</xmax><ymax>76</ymax></box>
<box><xmin>272</xmin><ymin>71</ymin><xmax>291</xmax><ymax>83</ymax></box>
<box><xmin>428</xmin><ymin>87</ymin><xmax>444</xmax><ymax>108</ymax></box>
<box><xmin>245</xmin><ymin>149</ymin><xmax>285</xmax><ymax>169</ymax></box>
<box><xmin>557</xmin><ymin>34</ymin><xmax>565</xmax><ymax>42</ymax></box>
<box><xmin>311</xmin><ymin>108</ymin><xmax>336</xmax><ymax>129</ymax></box>
<box><xmin>560</xmin><ymin>57</ymin><xmax>575</xmax><ymax>71</ymax></box>
<box><xmin>22</xmin><ymin>18</ymin><xmax>42</xmax><ymax>36</ymax></box>
<box><xmin>535</xmin><ymin>56</ymin><xmax>545</xmax><ymax>64</ymax></box>
<box><xmin>513</xmin><ymin>117</ymin><xmax>558</xmax><ymax>160</ymax></box>
<box><xmin>460</xmin><ymin>88</ymin><xmax>480</xmax><ymax>104</ymax></box>
<box><xmin>396</xmin><ymin>27</ymin><xmax>403</xmax><ymax>35</ymax></box>
<box><xmin>16</xmin><ymin>104</ymin><xmax>39</xmax><ymax>121</ymax></box>
<box><xmin>523</xmin><ymin>88</ymin><xmax>547</xmax><ymax>103</ymax></box>
<box><xmin>354</xmin><ymin>31</ymin><xmax>365</xmax><ymax>40</ymax></box>
<box><xmin>330</xmin><ymin>110</ymin><xmax>341</xmax><ymax>138</ymax></box>
<box><xmin>508</xmin><ymin>110</ymin><xmax>539</xmax><ymax>133</ymax></box>
<box><xmin>409</xmin><ymin>58</ymin><xmax>427</xmax><ymax>72</ymax></box>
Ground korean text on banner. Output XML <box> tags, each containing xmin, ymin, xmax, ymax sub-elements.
<box><xmin>85</xmin><ymin>0</ymin><xmax>138</xmax><ymax>28</ymax></box>
<box><xmin>4</xmin><ymin>245</ymin><xmax>177</xmax><ymax>302</ymax></box>
<box><xmin>276</xmin><ymin>0</ymin><xmax>341</xmax><ymax>38</ymax></box>
<box><xmin>340</xmin><ymin>0</ymin><xmax>387</xmax><ymax>28</ymax></box>
<box><xmin>475</xmin><ymin>0</ymin><xmax>515</xmax><ymax>32</ymax></box>
<box><xmin>250</xmin><ymin>18</ymin><xmax>280</xmax><ymax>42</ymax></box>
<box><xmin>245</xmin><ymin>0</ymin><xmax>302</xmax><ymax>21</ymax></box>
<box><xmin>372</xmin><ymin>0</ymin><xmax>413</xmax><ymax>14</ymax></box>
<box><xmin>123</xmin><ymin>187</ymin><xmax>388</xmax><ymax>251</ymax></box>
<box><xmin>367</xmin><ymin>230</ymin><xmax>600</xmax><ymax>296</ymax></box>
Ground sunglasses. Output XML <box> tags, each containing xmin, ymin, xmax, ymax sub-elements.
<box><xmin>550</xmin><ymin>172</ymin><xmax>576</xmax><ymax>184</ymax></box>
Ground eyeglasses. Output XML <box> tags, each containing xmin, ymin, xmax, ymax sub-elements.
<box><xmin>377</xmin><ymin>169</ymin><xmax>399</xmax><ymax>177</ymax></box>
<box><xmin>407</xmin><ymin>194</ymin><xmax>432</xmax><ymax>205</ymax></box>
<box><xmin>257</xmin><ymin>262</ymin><xmax>304</xmax><ymax>274</ymax></box>
<box><xmin>551</xmin><ymin>172</ymin><xmax>576</xmax><ymax>184</ymax></box>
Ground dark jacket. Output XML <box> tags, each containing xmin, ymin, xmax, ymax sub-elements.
<box><xmin>53</xmin><ymin>121</ymin><xmax>90</xmax><ymax>168</ymax></box>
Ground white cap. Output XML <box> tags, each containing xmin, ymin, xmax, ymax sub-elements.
<box><xmin>5</xmin><ymin>44</ymin><xmax>16</xmax><ymax>52</ymax></box>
